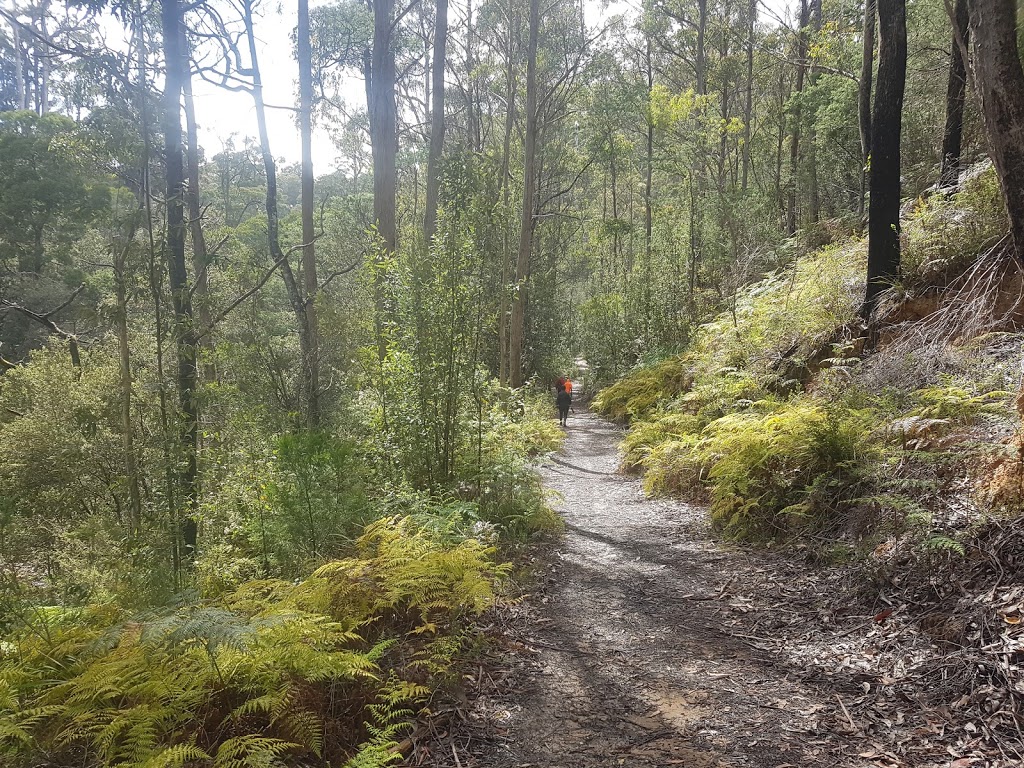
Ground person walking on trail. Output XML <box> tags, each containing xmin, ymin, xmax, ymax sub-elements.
<box><xmin>556</xmin><ymin>385</ymin><xmax>572</xmax><ymax>426</ymax></box>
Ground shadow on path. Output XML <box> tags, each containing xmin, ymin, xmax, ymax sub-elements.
<box><xmin>493</xmin><ymin>408</ymin><xmax>857</xmax><ymax>768</ymax></box>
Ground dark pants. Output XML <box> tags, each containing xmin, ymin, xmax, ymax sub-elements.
<box><xmin>558</xmin><ymin>404</ymin><xmax>570</xmax><ymax>423</ymax></box>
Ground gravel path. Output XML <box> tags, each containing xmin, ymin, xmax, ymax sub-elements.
<box><xmin>493</xmin><ymin>407</ymin><xmax>860</xmax><ymax>768</ymax></box>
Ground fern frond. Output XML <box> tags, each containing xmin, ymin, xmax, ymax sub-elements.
<box><xmin>139</xmin><ymin>742</ymin><xmax>212</xmax><ymax>768</ymax></box>
<box><xmin>214</xmin><ymin>735</ymin><xmax>300</xmax><ymax>767</ymax></box>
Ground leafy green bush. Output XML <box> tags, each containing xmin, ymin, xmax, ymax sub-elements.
<box><xmin>641</xmin><ymin>435</ymin><xmax>705</xmax><ymax>497</ymax></box>
<box><xmin>592</xmin><ymin>356</ymin><xmax>691</xmax><ymax>422</ymax></box>
<box><xmin>630</xmin><ymin>399</ymin><xmax>873</xmax><ymax>541</ymax></box>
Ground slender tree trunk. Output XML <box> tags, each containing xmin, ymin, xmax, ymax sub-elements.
<box><xmin>741</xmin><ymin>0</ymin><xmax>755</xmax><ymax>191</ymax></box>
<box><xmin>370</xmin><ymin>0</ymin><xmax>398</xmax><ymax>360</ymax></box>
<box><xmin>787</xmin><ymin>0</ymin><xmax>809</xmax><ymax>235</ymax></box>
<box><xmin>509</xmin><ymin>0</ymin><xmax>539</xmax><ymax>388</ymax></box>
<box><xmin>497</xmin><ymin>4</ymin><xmax>517</xmax><ymax>386</ymax></box>
<box><xmin>858</xmin><ymin>0</ymin><xmax>875</xmax><ymax>222</ymax></box>
<box><xmin>969</xmin><ymin>0</ymin><xmax>1024</xmax><ymax>260</ymax></box>
<box><xmin>181</xmin><ymin>59</ymin><xmax>216</xmax><ymax>386</ymax></box>
<box><xmin>242</xmin><ymin>0</ymin><xmax>317</xmax><ymax>426</ymax></box>
<box><xmin>644</xmin><ymin>30</ymin><xmax>654</xmax><ymax>335</ymax></box>
<box><xmin>939</xmin><ymin>0</ymin><xmax>969</xmax><ymax>187</ymax></box>
<box><xmin>160</xmin><ymin>0</ymin><xmax>199</xmax><ymax>561</ymax></box>
<box><xmin>696</xmin><ymin>0</ymin><xmax>707</xmax><ymax>95</ymax></box>
<box><xmin>114</xmin><ymin>226</ymin><xmax>143</xmax><ymax>538</ymax></box>
<box><xmin>863</xmin><ymin>0</ymin><xmax>906</xmax><ymax>320</ymax></box>
<box><xmin>36</xmin><ymin>0</ymin><xmax>49</xmax><ymax>114</ymax></box>
<box><xmin>298</xmin><ymin>0</ymin><xmax>321</xmax><ymax>427</ymax></box>
<box><xmin>13</xmin><ymin>23</ymin><xmax>25</xmax><ymax>110</ymax></box>
<box><xmin>807</xmin><ymin>0</ymin><xmax>822</xmax><ymax>222</ymax></box>
<box><xmin>424</xmin><ymin>0</ymin><xmax>448</xmax><ymax>242</ymax></box>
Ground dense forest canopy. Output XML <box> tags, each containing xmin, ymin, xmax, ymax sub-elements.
<box><xmin>2</xmin><ymin>0</ymin><xmax>1024</xmax><ymax>761</ymax></box>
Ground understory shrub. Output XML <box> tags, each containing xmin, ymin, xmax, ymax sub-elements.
<box><xmin>621</xmin><ymin>413</ymin><xmax>704</xmax><ymax>472</ymax></box>
<box><xmin>902</xmin><ymin>163</ymin><xmax>1008</xmax><ymax>287</ymax></box>
<box><xmin>0</xmin><ymin>517</ymin><xmax>506</xmax><ymax>768</ymax></box>
<box><xmin>592</xmin><ymin>357</ymin><xmax>692</xmax><ymax>422</ymax></box>
<box><xmin>702</xmin><ymin>403</ymin><xmax>873</xmax><ymax>539</ymax></box>
<box><xmin>632</xmin><ymin>399</ymin><xmax>874</xmax><ymax>541</ymax></box>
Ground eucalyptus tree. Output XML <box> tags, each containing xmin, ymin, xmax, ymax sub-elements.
<box><xmin>863</xmin><ymin>0</ymin><xmax>906</xmax><ymax>320</ymax></box>
<box><xmin>968</xmin><ymin>0</ymin><xmax>1024</xmax><ymax>259</ymax></box>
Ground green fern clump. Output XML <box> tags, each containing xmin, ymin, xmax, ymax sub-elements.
<box><xmin>902</xmin><ymin>163</ymin><xmax>1007</xmax><ymax>287</ymax></box>
<box><xmin>0</xmin><ymin>517</ymin><xmax>507</xmax><ymax>768</ymax></box>
<box><xmin>592</xmin><ymin>357</ymin><xmax>692</xmax><ymax>422</ymax></box>
<box><xmin>621</xmin><ymin>413</ymin><xmax>704</xmax><ymax>472</ymax></box>
<box><xmin>910</xmin><ymin>384</ymin><xmax>1010</xmax><ymax>421</ymax></box>
<box><xmin>690</xmin><ymin>242</ymin><xmax>864</xmax><ymax>380</ymax></box>
<box><xmin>640</xmin><ymin>435</ymin><xmax>706</xmax><ymax>497</ymax></box>
<box><xmin>696</xmin><ymin>401</ymin><xmax>873</xmax><ymax>540</ymax></box>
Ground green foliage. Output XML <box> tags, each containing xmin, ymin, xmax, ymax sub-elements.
<box><xmin>0</xmin><ymin>517</ymin><xmax>505</xmax><ymax>768</ymax></box>
<box><xmin>909</xmin><ymin>384</ymin><xmax>1010</xmax><ymax>421</ymax></box>
<box><xmin>700</xmin><ymin>402</ymin><xmax>872</xmax><ymax>539</ymax></box>
<box><xmin>593</xmin><ymin>357</ymin><xmax>692</xmax><ymax>423</ymax></box>
<box><xmin>0</xmin><ymin>110</ymin><xmax>110</xmax><ymax>274</ymax></box>
<box><xmin>621</xmin><ymin>413</ymin><xmax>703</xmax><ymax>472</ymax></box>
<box><xmin>595</xmin><ymin>242</ymin><xmax>864</xmax><ymax>424</ymax></box>
<box><xmin>631</xmin><ymin>398</ymin><xmax>874</xmax><ymax>541</ymax></box>
<box><xmin>640</xmin><ymin>435</ymin><xmax>705</xmax><ymax>497</ymax></box>
<box><xmin>902</xmin><ymin>164</ymin><xmax>1008</xmax><ymax>287</ymax></box>
<box><xmin>266</xmin><ymin>432</ymin><xmax>370</xmax><ymax>566</ymax></box>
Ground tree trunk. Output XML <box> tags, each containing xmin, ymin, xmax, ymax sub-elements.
<box><xmin>13</xmin><ymin>23</ymin><xmax>25</xmax><ymax>110</ymax></box>
<box><xmin>696</xmin><ymin>0</ymin><xmax>707</xmax><ymax>95</ymax></box>
<box><xmin>497</xmin><ymin>1</ymin><xmax>517</xmax><ymax>386</ymax></box>
<box><xmin>509</xmin><ymin>0</ymin><xmax>539</xmax><ymax>388</ymax></box>
<box><xmin>298</xmin><ymin>0</ymin><xmax>321</xmax><ymax>428</ymax></box>
<box><xmin>787</xmin><ymin>0</ymin><xmax>809</xmax><ymax>235</ymax></box>
<box><xmin>863</xmin><ymin>0</ymin><xmax>906</xmax><ymax>320</ymax></box>
<box><xmin>160</xmin><ymin>0</ymin><xmax>199</xmax><ymax>561</ymax></box>
<box><xmin>940</xmin><ymin>0</ymin><xmax>969</xmax><ymax>187</ymax></box>
<box><xmin>242</xmin><ymin>0</ymin><xmax>318</xmax><ymax>426</ymax></box>
<box><xmin>424</xmin><ymin>0</ymin><xmax>448</xmax><ymax>242</ymax></box>
<box><xmin>741</xmin><ymin>0</ymin><xmax>755</xmax><ymax>191</ymax></box>
<box><xmin>36</xmin><ymin>0</ymin><xmax>49</xmax><ymax>114</ymax></box>
<box><xmin>858</xmin><ymin>0</ymin><xmax>875</xmax><ymax>222</ymax></box>
<box><xmin>644</xmin><ymin>28</ymin><xmax>654</xmax><ymax>335</ymax></box>
<box><xmin>181</xmin><ymin>58</ymin><xmax>216</xmax><ymax>384</ymax></box>
<box><xmin>969</xmin><ymin>0</ymin><xmax>1024</xmax><ymax>259</ymax></box>
<box><xmin>807</xmin><ymin>0</ymin><xmax>822</xmax><ymax>222</ymax></box>
<box><xmin>370</xmin><ymin>0</ymin><xmax>398</xmax><ymax>360</ymax></box>
<box><xmin>114</xmin><ymin>226</ymin><xmax>143</xmax><ymax>538</ymax></box>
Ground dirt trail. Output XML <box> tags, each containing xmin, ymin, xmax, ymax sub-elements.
<box><xmin>491</xmin><ymin>408</ymin><xmax>859</xmax><ymax>768</ymax></box>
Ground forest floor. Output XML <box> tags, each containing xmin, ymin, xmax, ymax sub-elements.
<box><xmin>403</xmin><ymin>407</ymin><xmax>1020</xmax><ymax>768</ymax></box>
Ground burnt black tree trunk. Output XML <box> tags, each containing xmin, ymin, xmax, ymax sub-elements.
<box><xmin>863</xmin><ymin>0</ymin><xmax>907</xmax><ymax>320</ymax></box>
<box><xmin>940</xmin><ymin>0</ymin><xmax>969</xmax><ymax>187</ymax></box>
